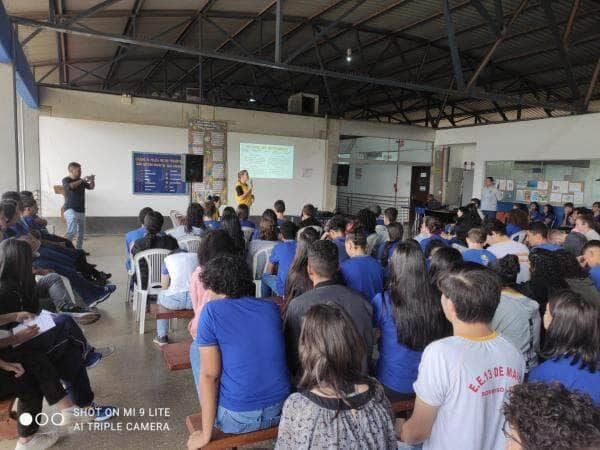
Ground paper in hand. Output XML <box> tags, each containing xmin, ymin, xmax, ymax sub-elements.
<box><xmin>12</xmin><ymin>310</ymin><xmax>56</xmax><ymax>346</ymax></box>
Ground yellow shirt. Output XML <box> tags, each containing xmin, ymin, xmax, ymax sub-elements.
<box><xmin>235</xmin><ymin>181</ymin><xmax>253</xmax><ymax>206</ymax></box>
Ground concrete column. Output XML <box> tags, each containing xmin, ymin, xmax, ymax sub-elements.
<box><xmin>323</xmin><ymin>118</ymin><xmax>340</xmax><ymax>211</ymax></box>
<box><xmin>17</xmin><ymin>96</ymin><xmax>40</xmax><ymax>194</ymax></box>
<box><xmin>0</xmin><ymin>62</ymin><xmax>17</xmax><ymax>192</ymax></box>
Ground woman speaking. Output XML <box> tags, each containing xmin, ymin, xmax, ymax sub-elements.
<box><xmin>235</xmin><ymin>170</ymin><xmax>254</xmax><ymax>209</ymax></box>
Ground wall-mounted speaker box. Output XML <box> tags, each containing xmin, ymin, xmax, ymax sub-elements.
<box><xmin>185</xmin><ymin>154</ymin><xmax>204</xmax><ymax>182</ymax></box>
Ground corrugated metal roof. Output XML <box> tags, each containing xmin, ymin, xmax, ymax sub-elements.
<box><xmin>6</xmin><ymin>0</ymin><xmax>600</xmax><ymax>127</ymax></box>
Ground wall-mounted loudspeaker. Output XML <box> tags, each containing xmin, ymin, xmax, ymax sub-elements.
<box><xmin>330</xmin><ymin>163</ymin><xmax>349</xmax><ymax>186</ymax></box>
<box><xmin>185</xmin><ymin>154</ymin><xmax>204</xmax><ymax>182</ymax></box>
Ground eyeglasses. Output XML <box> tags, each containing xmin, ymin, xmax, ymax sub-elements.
<box><xmin>502</xmin><ymin>420</ymin><xmax>522</xmax><ymax>446</ymax></box>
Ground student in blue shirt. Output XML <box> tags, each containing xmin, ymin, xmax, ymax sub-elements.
<box><xmin>261</xmin><ymin>221</ymin><xmax>298</xmax><ymax>297</ymax></box>
<box><xmin>527</xmin><ymin>221</ymin><xmax>562</xmax><ymax>251</ymax></box>
<box><xmin>418</xmin><ymin>216</ymin><xmax>448</xmax><ymax>254</ymax></box>
<box><xmin>462</xmin><ymin>228</ymin><xmax>497</xmax><ymax>266</ymax></box>
<box><xmin>202</xmin><ymin>201</ymin><xmax>221</xmax><ymax>230</ymax></box>
<box><xmin>236</xmin><ymin>204</ymin><xmax>256</xmax><ymax>229</ymax></box>
<box><xmin>124</xmin><ymin>207</ymin><xmax>153</xmax><ymax>269</ymax></box>
<box><xmin>189</xmin><ymin>255</ymin><xmax>290</xmax><ymax>448</ymax></box>
<box><xmin>529</xmin><ymin>201</ymin><xmax>544</xmax><ymax>222</ymax></box>
<box><xmin>273</xmin><ymin>200</ymin><xmax>288</xmax><ymax>226</ymax></box>
<box><xmin>340</xmin><ymin>228</ymin><xmax>384</xmax><ymax>302</ymax></box>
<box><xmin>323</xmin><ymin>215</ymin><xmax>349</xmax><ymax>264</ymax></box>
<box><xmin>372</xmin><ymin>241</ymin><xmax>451</xmax><ymax>400</ymax></box>
<box><xmin>378</xmin><ymin>222</ymin><xmax>403</xmax><ymax>268</ymax></box>
<box><xmin>529</xmin><ymin>290</ymin><xmax>600</xmax><ymax>405</ymax></box>
<box><xmin>582</xmin><ymin>240</ymin><xmax>600</xmax><ymax>291</ymax></box>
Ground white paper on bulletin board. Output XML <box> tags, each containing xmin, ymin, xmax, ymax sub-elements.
<box><xmin>506</xmin><ymin>180</ymin><xmax>514</xmax><ymax>191</ymax></box>
<box><xmin>498</xmin><ymin>179</ymin><xmax>507</xmax><ymax>190</ymax></box>
<box><xmin>562</xmin><ymin>194</ymin><xmax>574</xmax><ymax>203</ymax></box>
<box><xmin>537</xmin><ymin>181</ymin><xmax>549</xmax><ymax>191</ymax></box>
<box><xmin>552</xmin><ymin>180</ymin><xmax>569</xmax><ymax>193</ymax></box>
<box><xmin>574</xmin><ymin>192</ymin><xmax>584</xmax><ymax>204</ymax></box>
<box><xmin>515</xmin><ymin>190</ymin><xmax>525</xmax><ymax>202</ymax></box>
<box><xmin>568</xmin><ymin>182</ymin><xmax>583</xmax><ymax>193</ymax></box>
<box><xmin>549</xmin><ymin>192</ymin><xmax>562</xmax><ymax>203</ymax></box>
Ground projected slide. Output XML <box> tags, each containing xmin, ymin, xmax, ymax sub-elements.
<box><xmin>240</xmin><ymin>143</ymin><xmax>294</xmax><ymax>179</ymax></box>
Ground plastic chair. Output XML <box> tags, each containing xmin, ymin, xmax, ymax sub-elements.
<box><xmin>250</xmin><ymin>244</ymin><xmax>276</xmax><ymax>297</ymax></box>
<box><xmin>178</xmin><ymin>236</ymin><xmax>202</xmax><ymax>253</ymax></box>
<box><xmin>242</xmin><ymin>227</ymin><xmax>254</xmax><ymax>243</ymax></box>
<box><xmin>169</xmin><ymin>210</ymin><xmax>184</xmax><ymax>227</ymax></box>
<box><xmin>133</xmin><ymin>249</ymin><xmax>172</xmax><ymax>334</ymax></box>
<box><xmin>125</xmin><ymin>252</ymin><xmax>135</xmax><ymax>304</ymax></box>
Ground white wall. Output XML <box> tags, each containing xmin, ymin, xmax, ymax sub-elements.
<box><xmin>39</xmin><ymin>116</ymin><xmax>189</xmax><ymax>217</ymax></box>
<box><xmin>227</xmin><ymin>132</ymin><xmax>327</xmax><ymax>214</ymax></box>
<box><xmin>435</xmin><ymin>113</ymin><xmax>600</xmax><ymax>197</ymax></box>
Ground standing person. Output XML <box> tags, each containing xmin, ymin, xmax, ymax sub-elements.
<box><xmin>480</xmin><ymin>177</ymin><xmax>501</xmax><ymax>221</ymax></box>
<box><xmin>276</xmin><ymin>303</ymin><xmax>397</xmax><ymax>450</ymax></box>
<box><xmin>62</xmin><ymin>162</ymin><xmax>95</xmax><ymax>250</ymax></box>
<box><xmin>234</xmin><ymin>170</ymin><xmax>253</xmax><ymax>210</ymax></box>
<box><xmin>397</xmin><ymin>263</ymin><xmax>525</xmax><ymax>450</ymax></box>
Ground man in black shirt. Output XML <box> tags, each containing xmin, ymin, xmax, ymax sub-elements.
<box><xmin>62</xmin><ymin>162</ymin><xmax>95</xmax><ymax>250</ymax></box>
<box><xmin>283</xmin><ymin>240</ymin><xmax>374</xmax><ymax>381</ymax></box>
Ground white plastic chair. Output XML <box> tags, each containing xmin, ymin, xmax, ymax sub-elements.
<box><xmin>169</xmin><ymin>210</ymin><xmax>184</xmax><ymax>227</ymax></box>
<box><xmin>511</xmin><ymin>230</ymin><xmax>527</xmax><ymax>243</ymax></box>
<box><xmin>132</xmin><ymin>248</ymin><xmax>172</xmax><ymax>334</ymax></box>
<box><xmin>125</xmin><ymin>252</ymin><xmax>135</xmax><ymax>304</ymax></box>
<box><xmin>242</xmin><ymin>226</ymin><xmax>254</xmax><ymax>244</ymax></box>
<box><xmin>250</xmin><ymin>244</ymin><xmax>276</xmax><ymax>297</ymax></box>
<box><xmin>178</xmin><ymin>236</ymin><xmax>202</xmax><ymax>253</ymax></box>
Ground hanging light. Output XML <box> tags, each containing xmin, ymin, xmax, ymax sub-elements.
<box><xmin>346</xmin><ymin>48</ymin><xmax>352</xmax><ymax>62</ymax></box>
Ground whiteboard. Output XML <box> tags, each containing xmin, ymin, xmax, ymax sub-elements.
<box><xmin>228</xmin><ymin>132</ymin><xmax>327</xmax><ymax>215</ymax></box>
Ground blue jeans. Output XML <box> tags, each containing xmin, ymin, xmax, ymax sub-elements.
<box><xmin>260</xmin><ymin>274</ymin><xmax>281</xmax><ymax>297</ymax></box>
<box><xmin>482</xmin><ymin>210</ymin><xmax>497</xmax><ymax>220</ymax></box>
<box><xmin>215</xmin><ymin>401</ymin><xmax>283</xmax><ymax>434</ymax></box>
<box><xmin>397</xmin><ymin>443</ymin><xmax>423</xmax><ymax>450</ymax></box>
<box><xmin>189</xmin><ymin>340</ymin><xmax>201</xmax><ymax>402</ymax></box>
<box><xmin>64</xmin><ymin>209</ymin><xmax>85</xmax><ymax>250</ymax></box>
<box><xmin>156</xmin><ymin>291</ymin><xmax>192</xmax><ymax>338</ymax></box>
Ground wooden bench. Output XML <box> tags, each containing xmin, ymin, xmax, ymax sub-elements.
<box><xmin>150</xmin><ymin>304</ymin><xmax>194</xmax><ymax>320</ymax></box>
<box><xmin>186</xmin><ymin>398</ymin><xmax>414</xmax><ymax>449</ymax></box>
<box><xmin>161</xmin><ymin>341</ymin><xmax>192</xmax><ymax>371</ymax></box>
<box><xmin>0</xmin><ymin>397</ymin><xmax>18</xmax><ymax>440</ymax></box>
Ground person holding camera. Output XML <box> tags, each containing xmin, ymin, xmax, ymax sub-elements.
<box><xmin>62</xmin><ymin>162</ymin><xmax>95</xmax><ymax>250</ymax></box>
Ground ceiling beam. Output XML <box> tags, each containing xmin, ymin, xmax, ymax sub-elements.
<box><xmin>9</xmin><ymin>15</ymin><xmax>579</xmax><ymax>112</ymax></box>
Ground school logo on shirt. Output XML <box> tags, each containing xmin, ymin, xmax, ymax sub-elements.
<box><xmin>468</xmin><ymin>366</ymin><xmax>522</xmax><ymax>396</ymax></box>
<box><xmin>481</xmin><ymin>254</ymin><xmax>489</xmax><ymax>264</ymax></box>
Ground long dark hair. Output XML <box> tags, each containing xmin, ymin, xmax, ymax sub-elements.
<box><xmin>258</xmin><ymin>217</ymin><xmax>278</xmax><ymax>241</ymax></box>
<box><xmin>0</xmin><ymin>239</ymin><xmax>38</xmax><ymax>312</ymax></box>
<box><xmin>298</xmin><ymin>303</ymin><xmax>369</xmax><ymax>402</ymax></box>
<box><xmin>143</xmin><ymin>211</ymin><xmax>165</xmax><ymax>245</ymax></box>
<box><xmin>428</xmin><ymin>247</ymin><xmax>463</xmax><ymax>287</ymax></box>
<box><xmin>382</xmin><ymin>222</ymin><xmax>403</xmax><ymax>267</ymax></box>
<box><xmin>543</xmin><ymin>290</ymin><xmax>600</xmax><ymax>372</ymax></box>
<box><xmin>284</xmin><ymin>227</ymin><xmax>320</xmax><ymax>304</ymax></box>
<box><xmin>529</xmin><ymin>248</ymin><xmax>570</xmax><ymax>292</ymax></box>
<box><xmin>220</xmin><ymin>209</ymin><xmax>245</xmax><ymax>255</ymax></box>
<box><xmin>507</xmin><ymin>209</ymin><xmax>529</xmax><ymax>229</ymax></box>
<box><xmin>185</xmin><ymin>202</ymin><xmax>206</xmax><ymax>233</ymax></box>
<box><xmin>388</xmin><ymin>241</ymin><xmax>451</xmax><ymax>350</ymax></box>
<box><xmin>356</xmin><ymin>208</ymin><xmax>376</xmax><ymax>234</ymax></box>
<box><xmin>196</xmin><ymin>230</ymin><xmax>237</xmax><ymax>267</ymax></box>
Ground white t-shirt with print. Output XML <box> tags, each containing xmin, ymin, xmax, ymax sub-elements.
<box><xmin>413</xmin><ymin>334</ymin><xmax>525</xmax><ymax>450</ymax></box>
<box><xmin>164</xmin><ymin>253</ymin><xmax>199</xmax><ymax>295</ymax></box>
<box><xmin>487</xmin><ymin>241</ymin><xmax>530</xmax><ymax>283</ymax></box>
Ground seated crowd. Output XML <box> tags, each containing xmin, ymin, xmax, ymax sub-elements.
<box><xmin>122</xmin><ymin>196</ymin><xmax>600</xmax><ymax>450</ymax></box>
<box><xmin>0</xmin><ymin>191</ymin><xmax>120</xmax><ymax>449</ymax></box>
<box><xmin>2</xmin><ymin>190</ymin><xmax>600</xmax><ymax>450</ymax></box>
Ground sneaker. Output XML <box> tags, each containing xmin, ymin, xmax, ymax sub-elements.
<box><xmin>90</xmin><ymin>403</ymin><xmax>117</xmax><ymax>422</ymax></box>
<box><xmin>59</xmin><ymin>304</ymin><xmax>101</xmax><ymax>325</ymax></box>
<box><xmin>88</xmin><ymin>285</ymin><xmax>116</xmax><ymax>308</ymax></box>
<box><xmin>95</xmin><ymin>345</ymin><xmax>115</xmax><ymax>360</ymax></box>
<box><xmin>84</xmin><ymin>351</ymin><xmax>102</xmax><ymax>369</ymax></box>
<box><xmin>15</xmin><ymin>431</ymin><xmax>60</xmax><ymax>450</ymax></box>
<box><xmin>153</xmin><ymin>334</ymin><xmax>169</xmax><ymax>346</ymax></box>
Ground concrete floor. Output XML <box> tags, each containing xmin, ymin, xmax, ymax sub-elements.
<box><xmin>1</xmin><ymin>235</ymin><xmax>198</xmax><ymax>450</ymax></box>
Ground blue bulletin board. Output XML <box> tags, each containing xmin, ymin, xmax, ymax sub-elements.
<box><xmin>132</xmin><ymin>152</ymin><xmax>188</xmax><ymax>195</ymax></box>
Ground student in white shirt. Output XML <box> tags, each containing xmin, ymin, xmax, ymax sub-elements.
<box><xmin>480</xmin><ymin>177</ymin><xmax>502</xmax><ymax>220</ymax></box>
<box><xmin>397</xmin><ymin>263</ymin><xmax>525</xmax><ymax>450</ymax></box>
<box><xmin>484</xmin><ymin>219</ymin><xmax>531</xmax><ymax>283</ymax></box>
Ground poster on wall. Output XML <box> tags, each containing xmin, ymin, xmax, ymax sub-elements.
<box><xmin>188</xmin><ymin>120</ymin><xmax>227</xmax><ymax>203</ymax></box>
<box><xmin>549</xmin><ymin>192</ymin><xmax>562</xmax><ymax>204</ymax></box>
<box><xmin>132</xmin><ymin>152</ymin><xmax>187</xmax><ymax>195</ymax></box>
<box><xmin>552</xmin><ymin>180</ymin><xmax>569</xmax><ymax>194</ymax></box>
